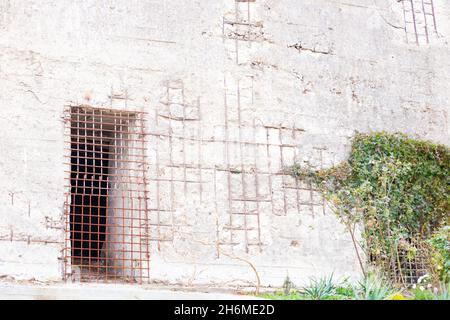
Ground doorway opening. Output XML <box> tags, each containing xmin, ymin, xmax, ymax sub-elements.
<box><xmin>64</xmin><ymin>105</ymin><xmax>149</xmax><ymax>283</ymax></box>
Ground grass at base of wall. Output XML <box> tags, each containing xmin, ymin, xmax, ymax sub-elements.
<box><xmin>257</xmin><ymin>273</ymin><xmax>450</xmax><ymax>300</ymax></box>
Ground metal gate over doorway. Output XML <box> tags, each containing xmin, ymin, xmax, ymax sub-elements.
<box><xmin>63</xmin><ymin>105</ymin><xmax>150</xmax><ymax>283</ymax></box>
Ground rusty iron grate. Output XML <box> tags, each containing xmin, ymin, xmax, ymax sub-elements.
<box><xmin>63</xmin><ymin>105</ymin><xmax>150</xmax><ymax>283</ymax></box>
<box><xmin>389</xmin><ymin>242</ymin><xmax>431</xmax><ymax>287</ymax></box>
<box><xmin>402</xmin><ymin>0</ymin><xmax>438</xmax><ymax>45</ymax></box>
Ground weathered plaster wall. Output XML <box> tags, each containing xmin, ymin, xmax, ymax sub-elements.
<box><xmin>0</xmin><ymin>0</ymin><xmax>449</xmax><ymax>288</ymax></box>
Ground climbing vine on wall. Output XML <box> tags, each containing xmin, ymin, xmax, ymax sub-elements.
<box><xmin>289</xmin><ymin>132</ymin><xmax>449</xmax><ymax>284</ymax></box>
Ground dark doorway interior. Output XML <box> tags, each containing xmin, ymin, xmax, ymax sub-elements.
<box><xmin>70</xmin><ymin>140</ymin><xmax>109</xmax><ymax>261</ymax></box>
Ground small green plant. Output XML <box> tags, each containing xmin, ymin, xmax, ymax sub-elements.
<box><xmin>300</xmin><ymin>274</ymin><xmax>337</xmax><ymax>300</ymax></box>
<box><xmin>282</xmin><ymin>274</ymin><xmax>295</xmax><ymax>295</ymax></box>
<box><xmin>335</xmin><ymin>280</ymin><xmax>355</xmax><ymax>299</ymax></box>
<box><xmin>434</xmin><ymin>282</ymin><xmax>450</xmax><ymax>300</ymax></box>
<box><xmin>353</xmin><ymin>272</ymin><xmax>394</xmax><ymax>300</ymax></box>
<box><xmin>413</xmin><ymin>287</ymin><xmax>436</xmax><ymax>300</ymax></box>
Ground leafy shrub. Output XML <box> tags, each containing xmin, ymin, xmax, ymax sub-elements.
<box><xmin>288</xmin><ymin>132</ymin><xmax>450</xmax><ymax>282</ymax></box>
<box><xmin>428</xmin><ymin>226</ymin><xmax>450</xmax><ymax>283</ymax></box>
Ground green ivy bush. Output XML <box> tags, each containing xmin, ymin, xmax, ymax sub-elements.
<box><xmin>429</xmin><ymin>226</ymin><xmax>450</xmax><ymax>282</ymax></box>
<box><xmin>290</xmin><ymin>132</ymin><xmax>449</xmax><ymax>282</ymax></box>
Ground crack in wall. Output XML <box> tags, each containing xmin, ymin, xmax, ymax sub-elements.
<box><xmin>288</xmin><ymin>43</ymin><xmax>334</xmax><ymax>55</ymax></box>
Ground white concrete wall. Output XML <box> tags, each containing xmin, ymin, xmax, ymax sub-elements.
<box><xmin>0</xmin><ymin>0</ymin><xmax>449</xmax><ymax>289</ymax></box>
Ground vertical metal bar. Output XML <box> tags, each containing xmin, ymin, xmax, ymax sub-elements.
<box><xmin>410</xmin><ymin>0</ymin><xmax>420</xmax><ymax>45</ymax></box>
<box><xmin>421</xmin><ymin>0</ymin><xmax>430</xmax><ymax>43</ymax></box>
<box><xmin>237</xmin><ymin>79</ymin><xmax>249</xmax><ymax>253</ymax></box>
<box><xmin>402</xmin><ymin>0</ymin><xmax>409</xmax><ymax>44</ymax></box>
<box><xmin>181</xmin><ymin>83</ymin><xmax>188</xmax><ymax>202</ymax></box>
<box><xmin>224</xmin><ymin>76</ymin><xmax>234</xmax><ymax>247</ymax></box>
<box><xmin>89</xmin><ymin>107</ymin><xmax>94</xmax><ymax>277</ymax></box>
<box><xmin>140</xmin><ymin>113</ymin><xmax>150</xmax><ymax>282</ymax></box>
<box><xmin>234</xmin><ymin>0</ymin><xmax>239</xmax><ymax>64</ymax></box>
<box><xmin>98</xmin><ymin>108</ymin><xmax>103</xmax><ymax>281</ymax></box>
<box><xmin>197</xmin><ymin>99</ymin><xmax>203</xmax><ymax>203</ymax></box>
<box><xmin>168</xmin><ymin>85</ymin><xmax>175</xmax><ymax>249</ymax></box>
<box><xmin>252</xmin><ymin>119</ymin><xmax>261</xmax><ymax>252</ymax></box>
<box><xmin>279</xmin><ymin>128</ymin><xmax>287</xmax><ymax>216</ymax></box>
<box><xmin>265</xmin><ymin>127</ymin><xmax>274</xmax><ymax>217</ymax></box>
<box><xmin>429</xmin><ymin>0</ymin><xmax>438</xmax><ymax>33</ymax></box>
<box><xmin>292</xmin><ymin>127</ymin><xmax>301</xmax><ymax>219</ymax></box>
<box><xmin>120</xmin><ymin>114</ymin><xmax>125</xmax><ymax>280</ymax></box>
<box><xmin>81</xmin><ymin>107</ymin><xmax>87</xmax><ymax>273</ymax></box>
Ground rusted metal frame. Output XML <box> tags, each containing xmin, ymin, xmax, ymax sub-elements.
<box><xmin>135</xmin><ymin>113</ymin><xmax>143</xmax><ymax>282</ymax></box>
<box><xmin>66</xmin><ymin>227</ymin><xmax>147</xmax><ymax>238</ymax></box>
<box><xmin>146</xmin><ymin>131</ymin><xmax>299</xmax><ymax>148</ymax></box>
<box><xmin>318</xmin><ymin>148</ymin><xmax>326</xmax><ymax>215</ymax></box>
<box><xmin>181</xmin><ymin>83</ymin><xmax>188</xmax><ymax>208</ymax></box>
<box><xmin>63</xmin><ymin>155</ymin><xmax>146</xmax><ymax>166</ymax></box>
<box><xmin>119</xmin><ymin>112</ymin><xmax>126</xmax><ymax>280</ymax></box>
<box><xmin>167</xmin><ymin>85</ymin><xmax>175</xmax><ymax>252</ymax></box>
<box><xmin>409</xmin><ymin>0</ymin><xmax>420</xmax><ymax>45</ymax></box>
<box><xmin>429</xmin><ymin>0</ymin><xmax>437</xmax><ymax>33</ymax></box>
<box><xmin>70</xmin><ymin>250</ymin><xmax>149</xmax><ymax>257</ymax></box>
<box><xmin>292</xmin><ymin>127</ymin><xmax>301</xmax><ymax>219</ymax></box>
<box><xmin>232</xmin><ymin>211</ymin><xmax>259</xmax><ymax>216</ymax></box>
<box><xmin>89</xmin><ymin>107</ymin><xmax>95</xmax><ymax>273</ymax></box>
<box><xmin>64</xmin><ymin>185</ymin><xmax>148</xmax><ymax>194</ymax></box>
<box><xmin>66</xmin><ymin>140</ymin><xmax>146</xmax><ymax>151</ymax></box>
<box><xmin>64</xmin><ymin>149</ymin><xmax>145</xmax><ymax>162</ymax></box>
<box><xmin>65</xmin><ymin>105</ymin><xmax>148</xmax><ymax>283</ymax></box>
<box><xmin>96</xmin><ymin>108</ymin><xmax>103</xmax><ymax>280</ymax></box>
<box><xmin>68</xmin><ymin>121</ymin><xmax>144</xmax><ymax>134</ymax></box>
<box><xmin>421</xmin><ymin>0</ymin><xmax>430</xmax><ymax>43</ymax></box>
<box><xmin>139</xmin><ymin>112</ymin><xmax>150</xmax><ymax>282</ymax></box>
<box><xmin>224</xmin><ymin>76</ymin><xmax>234</xmax><ymax>247</ymax></box>
<box><xmin>153</xmin><ymin>84</ymin><xmax>167</xmax><ymax>251</ymax></box>
<box><xmin>126</xmin><ymin>112</ymin><xmax>135</xmax><ymax>281</ymax></box>
<box><xmin>237</xmin><ymin>79</ymin><xmax>250</xmax><ymax>253</ymax></box>
<box><xmin>213</xmin><ymin>167</ymin><xmax>220</xmax><ymax>257</ymax></box>
<box><xmin>63</xmin><ymin>162</ymin><xmax>145</xmax><ymax>173</ymax></box>
<box><xmin>265</xmin><ymin>127</ymin><xmax>275</xmax><ymax>217</ymax></box>
<box><xmin>197</xmin><ymin>99</ymin><xmax>203</xmax><ymax>203</ymax></box>
<box><xmin>234</xmin><ymin>1</ymin><xmax>240</xmax><ymax>64</ymax></box>
<box><xmin>164</xmin><ymin>162</ymin><xmax>321</xmax><ymax>180</ymax></box>
<box><xmin>68</xmin><ymin>131</ymin><xmax>147</xmax><ymax>142</ymax></box>
<box><xmin>66</xmin><ymin>105</ymin><xmax>149</xmax><ymax>117</ymax></box>
<box><xmin>224</xmin><ymin>226</ymin><xmax>259</xmax><ymax>231</ymax></box>
<box><xmin>279</xmin><ymin>128</ymin><xmax>288</xmax><ymax>216</ymax></box>
<box><xmin>66</xmin><ymin>173</ymin><xmax>143</xmax><ymax>184</ymax></box>
<box><xmin>252</xmin><ymin>119</ymin><xmax>262</xmax><ymax>251</ymax></box>
<box><xmin>81</xmin><ymin>108</ymin><xmax>87</xmax><ymax>271</ymax></box>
